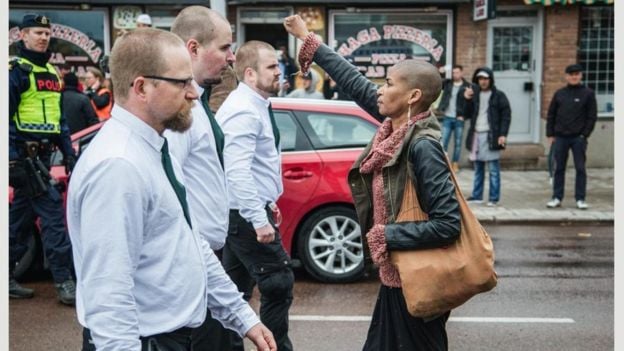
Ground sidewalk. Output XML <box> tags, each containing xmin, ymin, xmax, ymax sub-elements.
<box><xmin>455</xmin><ymin>168</ymin><xmax>614</xmax><ymax>224</ymax></box>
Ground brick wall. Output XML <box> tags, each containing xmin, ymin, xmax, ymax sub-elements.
<box><xmin>455</xmin><ymin>3</ymin><xmax>488</xmax><ymax>78</ymax></box>
<box><xmin>542</xmin><ymin>5</ymin><xmax>580</xmax><ymax>118</ymax></box>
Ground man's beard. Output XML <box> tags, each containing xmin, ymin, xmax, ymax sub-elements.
<box><xmin>200</xmin><ymin>77</ymin><xmax>223</xmax><ymax>87</ymax></box>
<box><xmin>164</xmin><ymin>102</ymin><xmax>193</xmax><ymax>132</ymax></box>
<box><xmin>258</xmin><ymin>80</ymin><xmax>280</xmax><ymax>96</ymax></box>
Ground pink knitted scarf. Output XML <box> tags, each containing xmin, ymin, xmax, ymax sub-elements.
<box><xmin>360</xmin><ymin>111</ymin><xmax>430</xmax><ymax>287</ymax></box>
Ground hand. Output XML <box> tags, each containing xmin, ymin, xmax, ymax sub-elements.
<box><xmin>464</xmin><ymin>87</ymin><xmax>474</xmax><ymax>99</ymax></box>
<box><xmin>255</xmin><ymin>223</ymin><xmax>276</xmax><ymax>244</ymax></box>
<box><xmin>245</xmin><ymin>323</ymin><xmax>277</xmax><ymax>351</ymax></box>
<box><xmin>64</xmin><ymin>154</ymin><xmax>77</xmax><ymax>175</ymax></box>
<box><xmin>498</xmin><ymin>136</ymin><xmax>506</xmax><ymax>147</ymax></box>
<box><xmin>457</xmin><ymin>116</ymin><xmax>464</xmax><ymax>121</ymax></box>
<box><xmin>284</xmin><ymin>15</ymin><xmax>310</xmax><ymax>40</ymax></box>
<box><xmin>548</xmin><ymin>136</ymin><xmax>555</xmax><ymax>144</ymax></box>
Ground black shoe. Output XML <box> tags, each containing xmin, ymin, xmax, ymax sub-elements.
<box><xmin>9</xmin><ymin>278</ymin><xmax>34</xmax><ymax>299</ymax></box>
<box><xmin>55</xmin><ymin>279</ymin><xmax>76</xmax><ymax>306</ymax></box>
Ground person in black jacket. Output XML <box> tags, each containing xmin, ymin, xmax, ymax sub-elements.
<box><xmin>62</xmin><ymin>72</ymin><xmax>99</xmax><ymax>133</ymax></box>
<box><xmin>545</xmin><ymin>64</ymin><xmax>597</xmax><ymax>209</ymax></box>
<box><xmin>437</xmin><ymin>65</ymin><xmax>471</xmax><ymax>172</ymax></box>
<box><xmin>463</xmin><ymin>67</ymin><xmax>511</xmax><ymax>207</ymax></box>
<box><xmin>285</xmin><ymin>15</ymin><xmax>460</xmax><ymax>351</ymax></box>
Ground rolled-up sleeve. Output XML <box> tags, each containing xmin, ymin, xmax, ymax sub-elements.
<box><xmin>73</xmin><ymin>159</ymin><xmax>145</xmax><ymax>351</ymax></box>
<box><xmin>221</xmin><ymin>110</ymin><xmax>269</xmax><ymax>229</ymax></box>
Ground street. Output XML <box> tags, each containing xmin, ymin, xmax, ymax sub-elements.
<box><xmin>10</xmin><ymin>224</ymin><xmax>613</xmax><ymax>351</ymax></box>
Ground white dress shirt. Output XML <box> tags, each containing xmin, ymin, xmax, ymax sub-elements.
<box><xmin>165</xmin><ymin>81</ymin><xmax>229</xmax><ymax>250</ymax></box>
<box><xmin>67</xmin><ymin>105</ymin><xmax>259</xmax><ymax>351</ymax></box>
<box><xmin>216</xmin><ymin>82</ymin><xmax>283</xmax><ymax>229</ymax></box>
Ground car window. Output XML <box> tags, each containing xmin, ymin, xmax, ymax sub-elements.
<box><xmin>49</xmin><ymin>128</ymin><xmax>100</xmax><ymax>167</ymax></box>
<box><xmin>299</xmin><ymin>112</ymin><xmax>376</xmax><ymax>150</ymax></box>
<box><xmin>273</xmin><ymin>111</ymin><xmax>313</xmax><ymax>152</ymax></box>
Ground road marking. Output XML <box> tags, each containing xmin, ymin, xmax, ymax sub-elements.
<box><xmin>449</xmin><ymin>317</ymin><xmax>575</xmax><ymax>323</ymax></box>
<box><xmin>290</xmin><ymin>315</ymin><xmax>575</xmax><ymax>323</ymax></box>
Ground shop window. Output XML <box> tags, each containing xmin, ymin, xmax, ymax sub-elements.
<box><xmin>9</xmin><ymin>8</ymin><xmax>108</xmax><ymax>77</ymax></box>
<box><xmin>578</xmin><ymin>6</ymin><xmax>614</xmax><ymax>115</ymax></box>
<box><xmin>330</xmin><ymin>10</ymin><xmax>452</xmax><ymax>84</ymax></box>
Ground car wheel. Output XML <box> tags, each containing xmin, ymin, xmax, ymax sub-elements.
<box><xmin>14</xmin><ymin>229</ymin><xmax>40</xmax><ymax>279</ymax></box>
<box><xmin>297</xmin><ymin>207</ymin><xmax>365</xmax><ymax>283</ymax></box>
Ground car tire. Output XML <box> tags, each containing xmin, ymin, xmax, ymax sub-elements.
<box><xmin>297</xmin><ymin>206</ymin><xmax>365</xmax><ymax>283</ymax></box>
<box><xmin>14</xmin><ymin>229</ymin><xmax>41</xmax><ymax>279</ymax></box>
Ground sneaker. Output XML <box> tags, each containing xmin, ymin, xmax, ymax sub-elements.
<box><xmin>55</xmin><ymin>279</ymin><xmax>76</xmax><ymax>306</ymax></box>
<box><xmin>9</xmin><ymin>278</ymin><xmax>34</xmax><ymax>299</ymax></box>
<box><xmin>576</xmin><ymin>200</ymin><xmax>589</xmax><ymax>210</ymax></box>
<box><xmin>546</xmin><ymin>198</ymin><xmax>561</xmax><ymax>208</ymax></box>
<box><xmin>466</xmin><ymin>197</ymin><xmax>483</xmax><ymax>204</ymax></box>
<box><xmin>486</xmin><ymin>201</ymin><xmax>498</xmax><ymax>207</ymax></box>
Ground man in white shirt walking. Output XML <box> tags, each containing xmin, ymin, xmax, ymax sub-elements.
<box><xmin>67</xmin><ymin>28</ymin><xmax>275</xmax><ymax>351</ymax></box>
<box><xmin>216</xmin><ymin>41</ymin><xmax>294</xmax><ymax>351</ymax></box>
<box><xmin>164</xmin><ymin>6</ymin><xmax>237</xmax><ymax>350</ymax></box>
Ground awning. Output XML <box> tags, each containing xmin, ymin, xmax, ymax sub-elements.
<box><xmin>524</xmin><ymin>0</ymin><xmax>613</xmax><ymax>5</ymax></box>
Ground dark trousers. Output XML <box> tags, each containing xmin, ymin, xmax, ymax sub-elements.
<box><xmin>9</xmin><ymin>186</ymin><xmax>73</xmax><ymax>283</ymax></box>
<box><xmin>83</xmin><ymin>327</ymin><xmax>194</xmax><ymax>351</ymax></box>
<box><xmin>552</xmin><ymin>135</ymin><xmax>587</xmax><ymax>201</ymax></box>
<box><xmin>222</xmin><ymin>209</ymin><xmax>294</xmax><ymax>351</ymax></box>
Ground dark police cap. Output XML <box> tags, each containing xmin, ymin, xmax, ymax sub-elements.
<box><xmin>565</xmin><ymin>64</ymin><xmax>583</xmax><ymax>74</ymax></box>
<box><xmin>20</xmin><ymin>14</ymin><xmax>51</xmax><ymax>30</ymax></box>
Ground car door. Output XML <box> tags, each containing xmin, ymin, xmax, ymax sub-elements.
<box><xmin>273</xmin><ymin>109</ymin><xmax>323</xmax><ymax>250</ymax></box>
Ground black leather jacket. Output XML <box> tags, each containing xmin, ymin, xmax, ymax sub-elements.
<box><xmin>312</xmin><ymin>44</ymin><xmax>460</xmax><ymax>252</ymax></box>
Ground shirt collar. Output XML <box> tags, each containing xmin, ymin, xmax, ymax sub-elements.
<box><xmin>111</xmin><ymin>104</ymin><xmax>166</xmax><ymax>152</ymax></box>
<box><xmin>193</xmin><ymin>80</ymin><xmax>205</xmax><ymax>97</ymax></box>
<box><xmin>239</xmin><ymin>82</ymin><xmax>271</xmax><ymax>108</ymax></box>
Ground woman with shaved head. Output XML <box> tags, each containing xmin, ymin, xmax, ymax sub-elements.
<box><xmin>285</xmin><ymin>15</ymin><xmax>460</xmax><ymax>351</ymax></box>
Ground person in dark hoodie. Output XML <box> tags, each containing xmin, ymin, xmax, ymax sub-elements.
<box><xmin>9</xmin><ymin>14</ymin><xmax>77</xmax><ymax>304</ymax></box>
<box><xmin>545</xmin><ymin>64</ymin><xmax>597</xmax><ymax>210</ymax></box>
<box><xmin>463</xmin><ymin>67</ymin><xmax>511</xmax><ymax>207</ymax></box>
<box><xmin>62</xmin><ymin>72</ymin><xmax>99</xmax><ymax>133</ymax></box>
<box><xmin>437</xmin><ymin>65</ymin><xmax>471</xmax><ymax>172</ymax></box>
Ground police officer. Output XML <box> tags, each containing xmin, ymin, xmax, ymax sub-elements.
<box><xmin>9</xmin><ymin>14</ymin><xmax>77</xmax><ymax>305</ymax></box>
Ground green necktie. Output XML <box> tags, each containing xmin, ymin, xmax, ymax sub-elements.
<box><xmin>268</xmin><ymin>103</ymin><xmax>281</xmax><ymax>150</ymax></box>
<box><xmin>161</xmin><ymin>139</ymin><xmax>192</xmax><ymax>228</ymax></box>
<box><xmin>200</xmin><ymin>89</ymin><xmax>225</xmax><ymax>169</ymax></box>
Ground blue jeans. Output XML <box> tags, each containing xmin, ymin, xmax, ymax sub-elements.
<box><xmin>441</xmin><ymin>117</ymin><xmax>464</xmax><ymax>162</ymax></box>
<box><xmin>471</xmin><ymin>160</ymin><xmax>501</xmax><ymax>202</ymax></box>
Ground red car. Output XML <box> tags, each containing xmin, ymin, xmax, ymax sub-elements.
<box><xmin>12</xmin><ymin>98</ymin><xmax>381</xmax><ymax>283</ymax></box>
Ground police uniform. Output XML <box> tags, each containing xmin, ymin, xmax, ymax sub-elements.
<box><xmin>9</xmin><ymin>14</ymin><xmax>76</xmax><ymax>305</ymax></box>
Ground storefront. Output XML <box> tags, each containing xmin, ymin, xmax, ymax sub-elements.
<box><xmin>9</xmin><ymin>1</ymin><xmax>206</xmax><ymax>75</ymax></box>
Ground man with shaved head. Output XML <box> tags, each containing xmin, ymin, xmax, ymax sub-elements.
<box><xmin>285</xmin><ymin>16</ymin><xmax>460</xmax><ymax>350</ymax></box>
<box><xmin>67</xmin><ymin>28</ymin><xmax>275</xmax><ymax>351</ymax></box>
<box><xmin>165</xmin><ymin>6</ymin><xmax>249</xmax><ymax>350</ymax></box>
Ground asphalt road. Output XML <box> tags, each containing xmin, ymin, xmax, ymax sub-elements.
<box><xmin>9</xmin><ymin>224</ymin><xmax>614</xmax><ymax>351</ymax></box>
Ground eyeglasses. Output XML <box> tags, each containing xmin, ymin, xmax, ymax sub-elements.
<box><xmin>131</xmin><ymin>75</ymin><xmax>193</xmax><ymax>89</ymax></box>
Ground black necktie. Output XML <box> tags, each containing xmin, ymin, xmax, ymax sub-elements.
<box><xmin>161</xmin><ymin>139</ymin><xmax>192</xmax><ymax>228</ymax></box>
<box><xmin>200</xmin><ymin>89</ymin><xmax>225</xmax><ymax>169</ymax></box>
<box><xmin>267</xmin><ymin>103</ymin><xmax>280</xmax><ymax>150</ymax></box>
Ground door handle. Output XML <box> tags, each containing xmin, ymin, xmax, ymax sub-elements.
<box><xmin>283</xmin><ymin>169</ymin><xmax>313</xmax><ymax>180</ymax></box>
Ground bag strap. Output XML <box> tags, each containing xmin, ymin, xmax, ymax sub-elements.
<box><xmin>395</xmin><ymin>136</ymin><xmax>466</xmax><ymax>222</ymax></box>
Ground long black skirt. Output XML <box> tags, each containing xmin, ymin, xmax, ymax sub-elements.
<box><xmin>362</xmin><ymin>285</ymin><xmax>450</xmax><ymax>351</ymax></box>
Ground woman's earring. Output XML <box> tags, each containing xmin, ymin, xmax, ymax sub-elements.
<box><xmin>408</xmin><ymin>104</ymin><xmax>412</xmax><ymax>119</ymax></box>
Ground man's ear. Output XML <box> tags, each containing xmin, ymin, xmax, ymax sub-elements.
<box><xmin>408</xmin><ymin>88</ymin><xmax>422</xmax><ymax>105</ymax></box>
<box><xmin>132</xmin><ymin>77</ymin><xmax>148</xmax><ymax>100</ymax></box>
<box><xmin>244</xmin><ymin>67</ymin><xmax>256</xmax><ymax>84</ymax></box>
<box><xmin>187</xmin><ymin>39</ymin><xmax>199</xmax><ymax>57</ymax></box>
